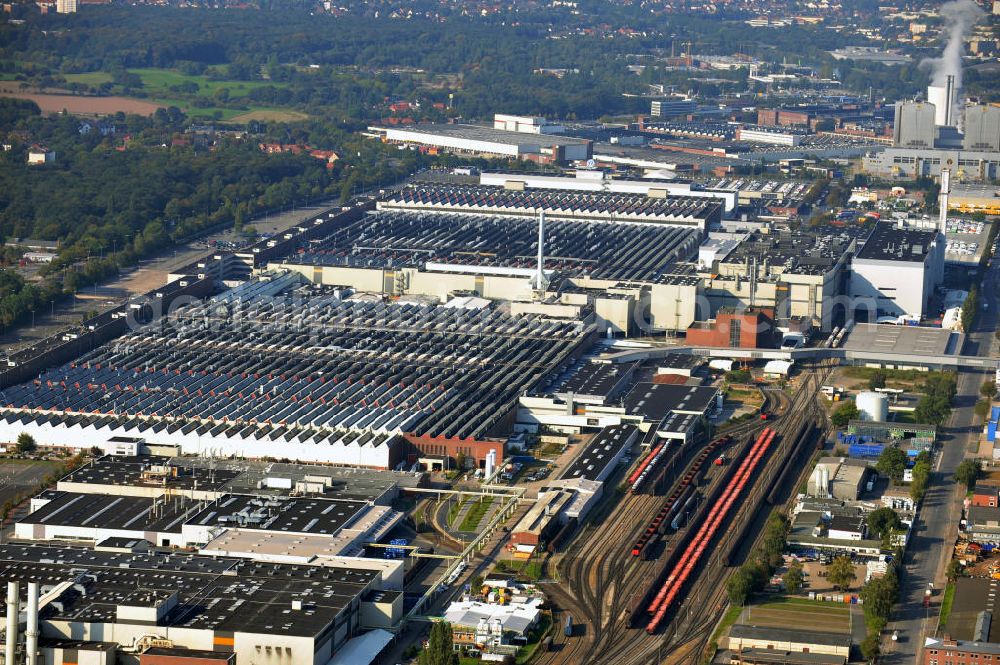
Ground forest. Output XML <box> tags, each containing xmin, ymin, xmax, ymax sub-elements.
<box><xmin>0</xmin><ymin>6</ymin><xmax>913</xmax><ymax>121</ymax></box>
<box><xmin>0</xmin><ymin>98</ymin><xmax>423</xmax><ymax>330</ymax></box>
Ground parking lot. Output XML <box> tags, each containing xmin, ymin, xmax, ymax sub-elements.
<box><xmin>945</xmin><ymin>217</ymin><xmax>992</xmax><ymax>265</ymax></box>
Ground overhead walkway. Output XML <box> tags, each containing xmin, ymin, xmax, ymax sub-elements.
<box><xmin>602</xmin><ymin>344</ymin><xmax>997</xmax><ymax>371</ymax></box>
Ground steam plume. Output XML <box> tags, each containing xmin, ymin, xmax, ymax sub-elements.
<box><xmin>921</xmin><ymin>0</ymin><xmax>984</xmax><ymax>93</ymax></box>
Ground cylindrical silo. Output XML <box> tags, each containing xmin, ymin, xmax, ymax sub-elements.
<box><xmin>856</xmin><ymin>391</ymin><xmax>889</xmax><ymax>422</ymax></box>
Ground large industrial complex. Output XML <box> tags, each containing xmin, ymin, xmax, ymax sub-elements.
<box><xmin>0</xmin><ymin>140</ymin><xmax>991</xmax><ymax>664</ymax></box>
<box><xmin>1</xmin><ymin>27</ymin><xmax>1000</xmax><ymax>665</ymax></box>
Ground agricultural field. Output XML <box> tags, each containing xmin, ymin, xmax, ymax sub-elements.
<box><xmin>0</xmin><ymin>83</ymin><xmax>163</xmax><ymax>116</ymax></box>
<box><xmin>58</xmin><ymin>68</ymin><xmax>302</xmax><ymax>122</ymax></box>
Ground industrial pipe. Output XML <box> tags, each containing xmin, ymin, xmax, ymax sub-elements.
<box><xmin>25</xmin><ymin>581</ymin><xmax>38</xmax><ymax>665</ymax></box>
<box><xmin>5</xmin><ymin>581</ymin><xmax>19</xmax><ymax>665</ymax></box>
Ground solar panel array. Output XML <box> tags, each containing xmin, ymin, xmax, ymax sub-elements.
<box><xmin>0</xmin><ymin>282</ymin><xmax>592</xmax><ymax>441</ymax></box>
<box><xmin>294</xmin><ymin>210</ymin><xmax>700</xmax><ymax>282</ymax></box>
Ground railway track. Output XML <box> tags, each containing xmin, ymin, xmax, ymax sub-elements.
<box><xmin>540</xmin><ymin>362</ymin><xmax>836</xmax><ymax>665</ymax></box>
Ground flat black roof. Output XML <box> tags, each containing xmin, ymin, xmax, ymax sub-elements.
<box><xmin>185</xmin><ymin>494</ymin><xmax>366</xmax><ymax>535</ymax></box>
<box><xmin>623</xmin><ymin>383</ymin><xmax>718</xmax><ymax>421</ymax></box>
<box><xmin>61</xmin><ymin>455</ymin><xmax>241</xmax><ymax>491</ymax></box>
<box><xmin>560</xmin><ymin>424</ymin><xmax>637</xmax><ymax>482</ymax></box>
<box><xmin>856</xmin><ymin>222</ymin><xmax>937</xmax><ymax>263</ymax></box>
<box><xmin>729</xmin><ymin>624</ymin><xmax>851</xmax><ymax>647</ymax></box>
<box><xmin>658</xmin><ymin>353</ymin><xmax>702</xmax><ymax>370</ymax></box>
<box><xmin>553</xmin><ymin>361</ymin><xmax>634</xmax><ymax>400</ymax></box>
<box><xmin>19</xmin><ymin>491</ymin><xmax>196</xmax><ymax>534</ymax></box>
<box><xmin>0</xmin><ymin>543</ymin><xmax>377</xmax><ymax>638</ymax></box>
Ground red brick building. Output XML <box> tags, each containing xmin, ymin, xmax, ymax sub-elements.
<box><xmin>686</xmin><ymin>308</ymin><xmax>779</xmax><ymax>349</ymax></box>
<box><xmin>923</xmin><ymin>636</ymin><xmax>1000</xmax><ymax>664</ymax></box>
<box><xmin>972</xmin><ymin>485</ymin><xmax>1000</xmax><ymax>508</ymax></box>
<box><xmin>402</xmin><ymin>433</ymin><xmax>505</xmax><ymax>470</ymax></box>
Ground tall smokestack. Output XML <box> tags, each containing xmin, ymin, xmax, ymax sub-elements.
<box><xmin>25</xmin><ymin>582</ymin><xmax>38</xmax><ymax>665</ymax></box>
<box><xmin>939</xmin><ymin>168</ymin><xmax>951</xmax><ymax>233</ymax></box>
<box><xmin>922</xmin><ymin>0</ymin><xmax>984</xmax><ymax>128</ymax></box>
<box><xmin>5</xmin><ymin>582</ymin><xmax>18</xmax><ymax>665</ymax></box>
<box><xmin>945</xmin><ymin>74</ymin><xmax>955</xmax><ymax>127</ymax></box>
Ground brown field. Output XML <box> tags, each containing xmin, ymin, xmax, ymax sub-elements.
<box><xmin>229</xmin><ymin>109</ymin><xmax>309</xmax><ymax>123</ymax></box>
<box><xmin>0</xmin><ymin>84</ymin><xmax>163</xmax><ymax>116</ymax></box>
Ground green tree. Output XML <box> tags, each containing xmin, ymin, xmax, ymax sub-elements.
<box><xmin>868</xmin><ymin>370</ymin><xmax>887</xmax><ymax>390</ymax></box>
<box><xmin>911</xmin><ymin>460</ymin><xmax>931</xmax><ymax>503</ymax></box>
<box><xmin>981</xmin><ymin>380</ymin><xmax>997</xmax><ymax>398</ymax></box>
<box><xmin>866</xmin><ymin>507</ymin><xmax>903</xmax><ymax>541</ymax></box>
<box><xmin>860</xmin><ymin>577</ymin><xmax>893</xmax><ymax>629</ymax></box>
<box><xmin>726</xmin><ymin>568</ymin><xmax>754</xmax><ymax>604</ymax></box>
<box><xmin>783</xmin><ymin>560</ymin><xmax>805</xmax><ymax>594</ymax></box>
<box><xmin>860</xmin><ymin>632</ymin><xmax>881</xmax><ymax>661</ymax></box>
<box><xmin>727</xmin><ymin>368</ymin><xmax>752</xmax><ymax>384</ymax></box>
<box><xmin>876</xmin><ymin>447</ymin><xmax>908</xmax><ymax>484</ymax></box>
<box><xmin>826</xmin><ymin>555</ymin><xmax>856</xmax><ymax>590</ymax></box>
<box><xmin>15</xmin><ymin>433</ymin><xmax>36</xmax><ymax>455</ymax></box>
<box><xmin>831</xmin><ymin>401</ymin><xmax>860</xmax><ymax>428</ymax></box>
<box><xmin>977</xmin><ymin>399</ymin><xmax>992</xmax><ymax>420</ymax></box>
<box><xmin>956</xmin><ymin>459</ymin><xmax>983</xmax><ymax>490</ymax></box>
<box><xmin>419</xmin><ymin>621</ymin><xmax>458</xmax><ymax>665</ymax></box>
<box><xmin>947</xmin><ymin>558</ymin><xmax>964</xmax><ymax>582</ymax></box>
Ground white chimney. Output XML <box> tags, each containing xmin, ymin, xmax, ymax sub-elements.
<box><xmin>939</xmin><ymin>168</ymin><xmax>951</xmax><ymax>234</ymax></box>
<box><xmin>25</xmin><ymin>581</ymin><xmax>38</xmax><ymax>665</ymax></box>
<box><xmin>5</xmin><ymin>582</ymin><xmax>19</xmax><ymax>665</ymax></box>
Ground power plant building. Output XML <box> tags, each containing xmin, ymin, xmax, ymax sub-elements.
<box><xmin>963</xmin><ymin>105</ymin><xmax>1000</xmax><ymax>151</ymax></box>
<box><xmin>893</xmin><ymin>102</ymin><xmax>937</xmax><ymax>149</ymax></box>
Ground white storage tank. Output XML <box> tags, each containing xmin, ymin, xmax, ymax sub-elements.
<box><xmin>856</xmin><ymin>391</ymin><xmax>889</xmax><ymax>422</ymax></box>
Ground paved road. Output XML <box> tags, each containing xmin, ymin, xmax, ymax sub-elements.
<box><xmin>881</xmin><ymin>255</ymin><xmax>999</xmax><ymax>663</ymax></box>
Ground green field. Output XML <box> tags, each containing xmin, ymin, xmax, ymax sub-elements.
<box><xmin>737</xmin><ymin>596</ymin><xmax>852</xmax><ymax>634</ymax></box>
<box><xmin>62</xmin><ymin>68</ymin><xmax>302</xmax><ymax>122</ymax></box>
<box><xmin>458</xmin><ymin>496</ymin><xmax>494</xmax><ymax>532</ymax></box>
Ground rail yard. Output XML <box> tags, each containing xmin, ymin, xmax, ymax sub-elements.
<box><xmin>539</xmin><ymin>363</ymin><xmax>835</xmax><ymax>665</ymax></box>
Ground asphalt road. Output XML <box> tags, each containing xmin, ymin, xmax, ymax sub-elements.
<box><xmin>881</xmin><ymin>256</ymin><xmax>999</xmax><ymax>663</ymax></box>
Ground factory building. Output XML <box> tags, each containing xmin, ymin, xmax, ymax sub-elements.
<box><xmin>368</xmin><ymin>124</ymin><xmax>592</xmax><ymax>163</ymax></box>
<box><xmin>650</xmin><ymin>97</ymin><xmax>696</xmax><ymax>118</ymax></box>
<box><xmin>734</xmin><ymin>127</ymin><xmax>804</xmax><ymax>147</ymax></box>
<box><xmin>686</xmin><ymin>307</ymin><xmax>780</xmax><ymax>349</ymax></box>
<box><xmin>54</xmin><ymin>455</ymin><xmax>414</xmax><ymax>504</ymax></box>
<box><xmin>849</xmin><ymin>221</ymin><xmax>943</xmax><ymax>320</ymax></box>
<box><xmin>270</xmin><ymin>187</ymin><xmax>712</xmax><ymax>334</ymax></box>
<box><xmin>697</xmin><ymin>226</ymin><xmax>864</xmax><ymax>330</ymax></box>
<box><xmin>14</xmin><ymin>490</ymin><xmax>402</xmax><ymax>554</ymax></box>
<box><xmin>0</xmin><ymin>277</ymin><xmax>592</xmax><ymax>467</ymax></box>
<box><xmin>0</xmin><ymin>544</ymin><xmax>394</xmax><ymax>665</ymax></box>
<box><xmin>492</xmin><ymin>114</ymin><xmax>565</xmax><ymax>135</ymax></box>
<box><xmin>377</xmin><ymin>183</ymin><xmax>723</xmax><ymax>230</ymax></box>
<box><xmin>518</xmin><ymin>371</ymin><xmax>717</xmax><ymax>437</ymax></box>
<box><xmin>478</xmin><ymin>171</ymin><xmax>738</xmax><ymax>214</ymax></box>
